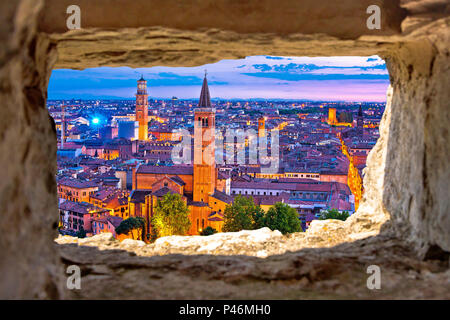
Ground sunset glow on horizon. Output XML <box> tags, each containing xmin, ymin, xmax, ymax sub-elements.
<box><xmin>48</xmin><ymin>55</ymin><xmax>390</xmax><ymax>102</ymax></box>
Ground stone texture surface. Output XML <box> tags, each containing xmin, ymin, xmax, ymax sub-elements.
<box><xmin>0</xmin><ymin>0</ymin><xmax>448</xmax><ymax>299</ymax></box>
<box><xmin>382</xmin><ymin>21</ymin><xmax>450</xmax><ymax>256</ymax></box>
<box><xmin>53</xmin><ymin>226</ymin><xmax>387</xmax><ymax>258</ymax></box>
<box><xmin>39</xmin><ymin>0</ymin><xmax>406</xmax><ymax>37</ymax></box>
<box><xmin>0</xmin><ymin>0</ymin><xmax>61</xmax><ymax>299</ymax></box>
<box><xmin>56</xmin><ymin>231</ymin><xmax>450</xmax><ymax>299</ymax></box>
<box><xmin>40</xmin><ymin>1</ymin><xmax>449</xmax><ymax>258</ymax></box>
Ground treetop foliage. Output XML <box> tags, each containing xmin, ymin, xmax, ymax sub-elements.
<box><xmin>151</xmin><ymin>192</ymin><xmax>191</xmax><ymax>238</ymax></box>
<box><xmin>319</xmin><ymin>209</ymin><xmax>349</xmax><ymax>221</ymax></box>
<box><xmin>223</xmin><ymin>195</ymin><xmax>301</xmax><ymax>234</ymax></box>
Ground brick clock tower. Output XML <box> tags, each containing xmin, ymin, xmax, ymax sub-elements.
<box><xmin>135</xmin><ymin>75</ymin><xmax>149</xmax><ymax>141</ymax></box>
<box><xmin>193</xmin><ymin>73</ymin><xmax>216</xmax><ymax>203</ymax></box>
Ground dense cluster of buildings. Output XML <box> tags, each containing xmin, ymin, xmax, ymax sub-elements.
<box><xmin>50</xmin><ymin>74</ymin><xmax>383</xmax><ymax>240</ymax></box>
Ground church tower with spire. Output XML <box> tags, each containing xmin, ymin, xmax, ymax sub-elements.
<box><xmin>356</xmin><ymin>105</ymin><xmax>364</xmax><ymax>136</ymax></box>
<box><xmin>193</xmin><ymin>72</ymin><xmax>216</xmax><ymax>203</ymax></box>
<box><xmin>135</xmin><ymin>75</ymin><xmax>149</xmax><ymax>141</ymax></box>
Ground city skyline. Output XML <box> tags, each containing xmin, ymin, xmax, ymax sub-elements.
<box><xmin>48</xmin><ymin>55</ymin><xmax>390</xmax><ymax>102</ymax></box>
<box><xmin>53</xmin><ymin>74</ymin><xmax>376</xmax><ymax>238</ymax></box>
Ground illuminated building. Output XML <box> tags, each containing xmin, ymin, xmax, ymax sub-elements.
<box><xmin>328</xmin><ymin>108</ymin><xmax>337</xmax><ymax>125</ymax></box>
<box><xmin>58</xmin><ymin>200</ymin><xmax>110</xmax><ymax>236</ymax></box>
<box><xmin>129</xmin><ymin>74</ymin><xmax>230</xmax><ymax>237</ymax></box>
<box><xmin>258</xmin><ymin>116</ymin><xmax>265</xmax><ymax>138</ymax></box>
<box><xmin>57</xmin><ymin>177</ymin><xmax>99</xmax><ymax>203</ymax></box>
<box><xmin>327</xmin><ymin>107</ymin><xmax>353</xmax><ymax>127</ymax></box>
<box><xmin>135</xmin><ymin>75</ymin><xmax>149</xmax><ymax>141</ymax></box>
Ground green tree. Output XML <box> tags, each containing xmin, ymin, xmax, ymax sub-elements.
<box><xmin>252</xmin><ymin>206</ymin><xmax>266</xmax><ymax>229</ymax></box>
<box><xmin>115</xmin><ymin>216</ymin><xmax>146</xmax><ymax>240</ymax></box>
<box><xmin>222</xmin><ymin>195</ymin><xmax>265</xmax><ymax>232</ymax></box>
<box><xmin>200</xmin><ymin>226</ymin><xmax>217</xmax><ymax>236</ymax></box>
<box><xmin>319</xmin><ymin>209</ymin><xmax>349</xmax><ymax>221</ymax></box>
<box><xmin>263</xmin><ymin>202</ymin><xmax>302</xmax><ymax>234</ymax></box>
<box><xmin>151</xmin><ymin>192</ymin><xmax>191</xmax><ymax>238</ymax></box>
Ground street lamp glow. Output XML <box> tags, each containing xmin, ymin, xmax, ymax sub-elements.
<box><xmin>92</xmin><ymin>118</ymin><xmax>100</xmax><ymax>124</ymax></box>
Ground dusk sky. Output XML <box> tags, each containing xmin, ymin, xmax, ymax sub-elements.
<box><xmin>48</xmin><ymin>55</ymin><xmax>390</xmax><ymax>102</ymax></box>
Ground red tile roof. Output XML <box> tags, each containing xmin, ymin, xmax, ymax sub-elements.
<box><xmin>136</xmin><ymin>165</ymin><xmax>193</xmax><ymax>175</ymax></box>
<box><xmin>231</xmin><ymin>181</ymin><xmax>331</xmax><ymax>192</ymax></box>
<box><xmin>210</xmin><ymin>190</ymin><xmax>233</xmax><ymax>204</ymax></box>
<box><xmin>59</xmin><ymin>200</ymin><xmax>106</xmax><ymax>214</ymax></box>
<box><xmin>58</xmin><ymin>177</ymin><xmax>99</xmax><ymax>189</ymax></box>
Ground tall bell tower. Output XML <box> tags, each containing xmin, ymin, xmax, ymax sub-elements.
<box><xmin>258</xmin><ymin>116</ymin><xmax>266</xmax><ymax>138</ymax></box>
<box><xmin>193</xmin><ymin>72</ymin><xmax>216</xmax><ymax>203</ymax></box>
<box><xmin>356</xmin><ymin>105</ymin><xmax>364</xmax><ymax>136</ymax></box>
<box><xmin>135</xmin><ymin>75</ymin><xmax>149</xmax><ymax>141</ymax></box>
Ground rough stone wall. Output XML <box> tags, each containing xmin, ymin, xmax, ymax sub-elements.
<box><xmin>343</xmin><ymin>85</ymin><xmax>393</xmax><ymax>239</ymax></box>
<box><xmin>39</xmin><ymin>0</ymin><xmax>406</xmax><ymax>37</ymax></box>
<box><xmin>0</xmin><ymin>0</ymin><xmax>61</xmax><ymax>299</ymax></box>
<box><xmin>40</xmin><ymin>0</ymin><xmax>448</xmax><ymax>255</ymax></box>
<box><xmin>383</xmin><ymin>28</ymin><xmax>450</xmax><ymax>256</ymax></box>
<box><xmin>55</xmin><ymin>231</ymin><xmax>450</xmax><ymax>299</ymax></box>
<box><xmin>0</xmin><ymin>0</ymin><xmax>448</xmax><ymax>299</ymax></box>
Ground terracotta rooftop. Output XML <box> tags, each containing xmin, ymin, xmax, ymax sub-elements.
<box><xmin>107</xmin><ymin>216</ymin><xmax>123</xmax><ymax>228</ymax></box>
<box><xmin>58</xmin><ymin>177</ymin><xmax>99</xmax><ymax>189</ymax></box>
<box><xmin>169</xmin><ymin>175</ymin><xmax>186</xmax><ymax>186</ymax></box>
<box><xmin>152</xmin><ymin>187</ymin><xmax>174</xmax><ymax>197</ymax></box>
<box><xmin>208</xmin><ymin>216</ymin><xmax>224</xmax><ymax>222</ymax></box>
<box><xmin>59</xmin><ymin>200</ymin><xmax>106</xmax><ymax>214</ymax></box>
<box><xmin>210</xmin><ymin>190</ymin><xmax>233</xmax><ymax>204</ymax></box>
<box><xmin>129</xmin><ymin>189</ymin><xmax>152</xmax><ymax>203</ymax></box>
<box><xmin>136</xmin><ymin>165</ymin><xmax>193</xmax><ymax>175</ymax></box>
<box><xmin>187</xmin><ymin>200</ymin><xmax>209</xmax><ymax>207</ymax></box>
<box><xmin>231</xmin><ymin>181</ymin><xmax>331</xmax><ymax>192</ymax></box>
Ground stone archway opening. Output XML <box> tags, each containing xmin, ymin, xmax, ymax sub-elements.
<box><xmin>0</xmin><ymin>0</ymin><xmax>448</xmax><ymax>299</ymax></box>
